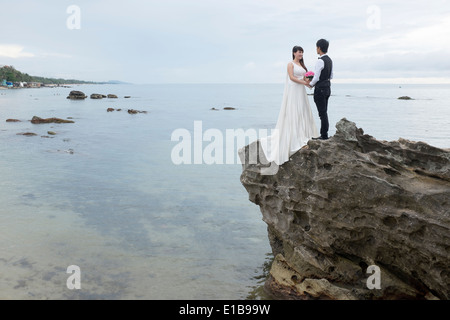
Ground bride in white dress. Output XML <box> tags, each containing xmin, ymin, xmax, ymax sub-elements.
<box><xmin>259</xmin><ymin>46</ymin><xmax>318</xmax><ymax>166</ymax></box>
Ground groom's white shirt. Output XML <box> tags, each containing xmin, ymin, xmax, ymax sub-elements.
<box><xmin>310</xmin><ymin>54</ymin><xmax>333</xmax><ymax>87</ymax></box>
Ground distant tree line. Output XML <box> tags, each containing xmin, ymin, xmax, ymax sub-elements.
<box><xmin>0</xmin><ymin>65</ymin><xmax>95</xmax><ymax>84</ymax></box>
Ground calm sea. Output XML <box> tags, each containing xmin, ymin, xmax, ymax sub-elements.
<box><xmin>0</xmin><ymin>83</ymin><xmax>449</xmax><ymax>299</ymax></box>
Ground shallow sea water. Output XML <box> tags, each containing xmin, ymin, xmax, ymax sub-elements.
<box><xmin>0</xmin><ymin>83</ymin><xmax>448</xmax><ymax>299</ymax></box>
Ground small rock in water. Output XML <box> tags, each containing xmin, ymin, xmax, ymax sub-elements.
<box><xmin>6</xmin><ymin>119</ymin><xmax>21</xmax><ymax>122</ymax></box>
<box><xmin>107</xmin><ymin>108</ymin><xmax>115</xmax><ymax>112</ymax></box>
<box><xmin>57</xmin><ymin>149</ymin><xmax>74</xmax><ymax>154</ymax></box>
<box><xmin>47</xmin><ymin>131</ymin><xmax>57</xmax><ymax>135</ymax></box>
<box><xmin>90</xmin><ymin>93</ymin><xmax>104</xmax><ymax>99</ymax></box>
<box><xmin>127</xmin><ymin>109</ymin><xmax>147</xmax><ymax>114</ymax></box>
<box><xmin>31</xmin><ymin>116</ymin><xmax>75</xmax><ymax>124</ymax></box>
<box><xmin>107</xmin><ymin>94</ymin><xmax>118</xmax><ymax>99</ymax></box>
<box><xmin>210</xmin><ymin>107</ymin><xmax>219</xmax><ymax>111</ymax></box>
<box><xmin>223</xmin><ymin>107</ymin><xmax>236</xmax><ymax>110</ymax></box>
<box><xmin>124</xmin><ymin>96</ymin><xmax>131</xmax><ymax>98</ymax></box>
<box><xmin>17</xmin><ymin>132</ymin><xmax>37</xmax><ymax>136</ymax></box>
<box><xmin>398</xmin><ymin>96</ymin><xmax>413</xmax><ymax>100</ymax></box>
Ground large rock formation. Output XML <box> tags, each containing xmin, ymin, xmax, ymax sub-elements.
<box><xmin>239</xmin><ymin>118</ymin><xmax>449</xmax><ymax>300</ymax></box>
<box><xmin>67</xmin><ymin>90</ymin><xmax>87</xmax><ymax>100</ymax></box>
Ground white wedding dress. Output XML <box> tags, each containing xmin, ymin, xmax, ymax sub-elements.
<box><xmin>259</xmin><ymin>62</ymin><xmax>318</xmax><ymax>165</ymax></box>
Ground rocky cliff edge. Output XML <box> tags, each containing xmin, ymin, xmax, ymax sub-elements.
<box><xmin>239</xmin><ymin>118</ymin><xmax>450</xmax><ymax>300</ymax></box>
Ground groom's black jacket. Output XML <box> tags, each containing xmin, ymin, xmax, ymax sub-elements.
<box><xmin>316</xmin><ymin>55</ymin><xmax>332</xmax><ymax>88</ymax></box>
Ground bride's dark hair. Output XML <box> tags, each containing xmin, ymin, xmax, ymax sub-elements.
<box><xmin>292</xmin><ymin>46</ymin><xmax>308</xmax><ymax>71</ymax></box>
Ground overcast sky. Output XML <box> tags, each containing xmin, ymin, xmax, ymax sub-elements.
<box><xmin>1</xmin><ymin>0</ymin><xmax>449</xmax><ymax>84</ymax></box>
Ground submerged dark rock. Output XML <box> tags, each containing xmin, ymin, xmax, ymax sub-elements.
<box><xmin>17</xmin><ymin>132</ymin><xmax>37</xmax><ymax>136</ymax></box>
<box><xmin>31</xmin><ymin>116</ymin><xmax>75</xmax><ymax>124</ymax></box>
<box><xmin>398</xmin><ymin>96</ymin><xmax>413</xmax><ymax>100</ymax></box>
<box><xmin>127</xmin><ymin>109</ymin><xmax>147</xmax><ymax>114</ymax></box>
<box><xmin>239</xmin><ymin>118</ymin><xmax>449</xmax><ymax>300</ymax></box>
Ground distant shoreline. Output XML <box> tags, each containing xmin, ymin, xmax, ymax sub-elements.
<box><xmin>1</xmin><ymin>65</ymin><xmax>131</xmax><ymax>89</ymax></box>
<box><xmin>0</xmin><ymin>82</ymin><xmax>132</xmax><ymax>90</ymax></box>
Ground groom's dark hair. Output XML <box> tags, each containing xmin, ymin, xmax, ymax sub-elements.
<box><xmin>316</xmin><ymin>39</ymin><xmax>329</xmax><ymax>53</ymax></box>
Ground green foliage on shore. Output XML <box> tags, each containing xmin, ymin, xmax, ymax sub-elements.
<box><xmin>0</xmin><ymin>65</ymin><xmax>95</xmax><ymax>84</ymax></box>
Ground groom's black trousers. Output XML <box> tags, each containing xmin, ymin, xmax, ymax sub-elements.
<box><xmin>313</xmin><ymin>86</ymin><xmax>331</xmax><ymax>138</ymax></box>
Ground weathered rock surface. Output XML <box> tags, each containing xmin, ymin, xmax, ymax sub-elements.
<box><xmin>66</xmin><ymin>90</ymin><xmax>87</xmax><ymax>100</ymax></box>
<box><xmin>107</xmin><ymin>94</ymin><xmax>118</xmax><ymax>99</ymax></box>
<box><xmin>31</xmin><ymin>116</ymin><xmax>75</xmax><ymax>124</ymax></box>
<box><xmin>6</xmin><ymin>119</ymin><xmax>21</xmax><ymax>122</ymax></box>
<box><xmin>239</xmin><ymin>118</ymin><xmax>450</xmax><ymax>300</ymax></box>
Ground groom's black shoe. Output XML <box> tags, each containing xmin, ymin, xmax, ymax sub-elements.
<box><xmin>312</xmin><ymin>136</ymin><xmax>329</xmax><ymax>140</ymax></box>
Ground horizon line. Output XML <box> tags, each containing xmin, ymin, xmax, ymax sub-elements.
<box><xmin>94</xmin><ymin>79</ymin><xmax>450</xmax><ymax>85</ymax></box>
<box><xmin>64</xmin><ymin>77</ymin><xmax>450</xmax><ymax>86</ymax></box>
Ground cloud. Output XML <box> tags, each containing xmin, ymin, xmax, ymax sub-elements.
<box><xmin>1</xmin><ymin>1</ymin><xmax>449</xmax><ymax>83</ymax></box>
<box><xmin>244</xmin><ymin>62</ymin><xmax>256</xmax><ymax>69</ymax></box>
<box><xmin>0</xmin><ymin>44</ymin><xmax>34</xmax><ymax>58</ymax></box>
<box><xmin>328</xmin><ymin>9</ymin><xmax>450</xmax><ymax>81</ymax></box>
<box><xmin>339</xmin><ymin>14</ymin><xmax>450</xmax><ymax>57</ymax></box>
<box><xmin>40</xmin><ymin>52</ymin><xmax>73</xmax><ymax>59</ymax></box>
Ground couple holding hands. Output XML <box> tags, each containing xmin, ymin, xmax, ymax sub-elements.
<box><xmin>260</xmin><ymin>39</ymin><xmax>333</xmax><ymax>166</ymax></box>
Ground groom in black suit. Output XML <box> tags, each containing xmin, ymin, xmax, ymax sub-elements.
<box><xmin>308</xmin><ymin>39</ymin><xmax>333</xmax><ymax>140</ymax></box>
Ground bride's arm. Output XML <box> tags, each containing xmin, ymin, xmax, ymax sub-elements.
<box><xmin>287</xmin><ymin>63</ymin><xmax>308</xmax><ymax>85</ymax></box>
